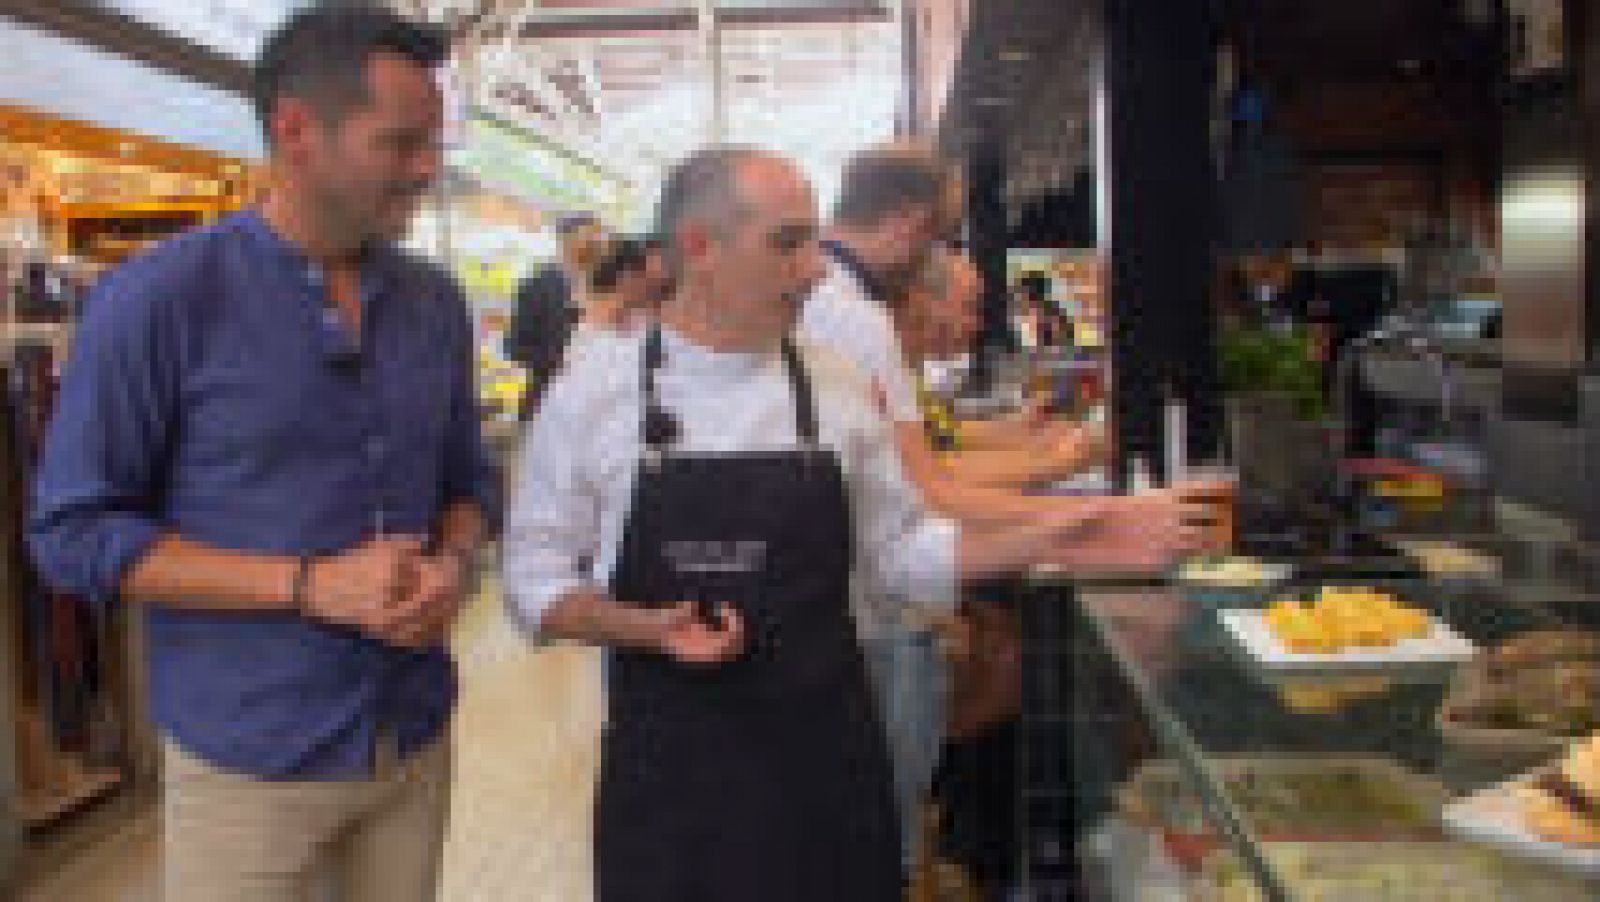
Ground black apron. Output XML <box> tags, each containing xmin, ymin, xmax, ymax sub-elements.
<box><xmin>596</xmin><ymin>327</ymin><xmax>902</xmax><ymax>902</ymax></box>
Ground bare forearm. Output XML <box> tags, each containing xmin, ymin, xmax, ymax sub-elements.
<box><xmin>538</xmin><ymin>588</ymin><xmax>668</xmax><ymax>651</ymax></box>
<box><xmin>121</xmin><ymin>534</ymin><xmax>298</xmax><ymax>612</ymax></box>
<box><xmin>954</xmin><ymin>516</ymin><xmax>1098</xmax><ymax>580</ymax></box>
<box><xmin>923</xmin><ymin>473</ymin><xmax>1108</xmax><ymax>526</ymax></box>
<box><xmin>947</xmin><ymin>441</ymin><xmax>1094</xmax><ymax>489</ymax></box>
<box><xmin>896</xmin><ymin>419</ymin><xmax>1094</xmax><ymax>522</ymax></box>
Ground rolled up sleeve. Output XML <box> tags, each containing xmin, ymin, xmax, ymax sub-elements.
<box><xmin>500</xmin><ymin>369</ymin><xmax>602</xmax><ymax>637</ymax></box>
<box><xmin>27</xmin><ymin>269</ymin><xmax>177</xmax><ymax>608</ymax></box>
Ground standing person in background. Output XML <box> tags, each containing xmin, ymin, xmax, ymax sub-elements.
<box><xmin>575</xmin><ymin>236</ymin><xmax>671</xmax><ymax>338</ymax></box>
<box><xmin>550</xmin><ymin>236</ymin><xmax>675</xmax><ymax>394</ymax></box>
<box><xmin>26</xmin><ymin>4</ymin><xmax>496</xmax><ymax>900</ymax></box>
<box><xmin>902</xmin><ymin>252</ymin><xmax>1104</xmax><ymax>487</ymax></box>
<box><xmin>509</xmin><ymin>212</ymin><xmax>607</xmax><ymax>418</ymax></box>
<box><xmin>803</xmin><ymin>144</ymin><xmax>1111</xmax><ymax>521</ymax></box>
<box><xmin>800</xmin><ymin>143</ymin><xmax>1200</xmax><ymax>877</ymax></box>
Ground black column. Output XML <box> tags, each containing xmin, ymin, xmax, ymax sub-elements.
<box><xmin>967</xmin><ymin>141</ymin><xmax>1014</xmax><ymax>390</ymax></box>
<box><xmin>1104</xmin><ymin>0</ymin><xmax>1221</xmax><ymax>483</ymax></box>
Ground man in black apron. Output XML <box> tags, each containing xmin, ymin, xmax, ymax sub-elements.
<box><xmin>598</xmin><ymin>320</ymin><xmax>902</xmax><ymax>900</ymax></box>
<box><xmin>503</xmin><ymin>147</ymin><xmax>1203</xmax><ymax>901</ymax></box>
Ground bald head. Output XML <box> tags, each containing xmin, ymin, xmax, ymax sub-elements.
<box><xmin>654</xmin><ymin>145</ymin><xmax>770</xmax><ymax>245</ymax></box>
<box><xmin>653</xmin><ymin>146</ymin><xmax>825</xmax><ymax>349</ymax></box>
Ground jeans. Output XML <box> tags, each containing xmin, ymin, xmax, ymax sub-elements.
<box><xmin>865</xmin><ymin>624</ymin><xmax>948</xmax><ymax>870</ymax></box>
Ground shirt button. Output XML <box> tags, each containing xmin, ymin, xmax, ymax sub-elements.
<box><xmin>366</xmin><ymin>436</ymin><xmax>385</xmax><ymax>459</ymax></box>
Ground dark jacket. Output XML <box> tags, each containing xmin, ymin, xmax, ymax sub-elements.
<box><xmin>508</xmin><ymin>266</ymin><xmax>580</xmax><ymax>417</ymax></box>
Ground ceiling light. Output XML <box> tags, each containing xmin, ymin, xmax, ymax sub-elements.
<box><xmin>998</xmin><ymin>49</ymin><xmax>1032</xmax><ymax>63</ymax></box>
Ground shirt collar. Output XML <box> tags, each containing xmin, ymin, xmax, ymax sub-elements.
<box><xmin>658</xmin><ymin>325</ymin><xmax>774</xmax><ymax>382</ymax></box>
<box><xmin>234</xmin><ymin>208</ymin><xmax>394</xmax><ymax>298</ymax></box>
<box><xmin>821</xmin><ymin>239</ymin><xmax>891</xmax><ymax>306</ymax></box>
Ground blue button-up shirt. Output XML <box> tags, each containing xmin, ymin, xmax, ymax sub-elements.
<box><xmin>27</xmin><ymin>209</ymin><xmax>497</xmax><ymax>779</ymax></box>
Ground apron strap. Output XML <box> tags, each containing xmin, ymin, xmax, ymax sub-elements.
<box><xmin>779</xmin><ymin>338</ymin><xmax>820</xmax><ymax>445</ymax></box>
<box><xmin>641</xmin><ymin>325</ymin><xmax>678</xmax><ymax>450</ymax></box>
<box><xmin>640</xmin><ymin>324</ymin><xmax>822</xmax><ymax>450</ymax></box>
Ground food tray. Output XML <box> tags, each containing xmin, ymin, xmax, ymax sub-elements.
<box><xmin>1443</xmin><ymin>774</ymin><xmax>1600</xmax><ymax>881</ymax></box>
<box><xmin>1174</xmin><ymin>560</ymin><xmax>1295</xmax><ymax>610</ymax></box>
<box><xmin>1219</xmin><ymin>609</ymin><xmax>1475</xmax><ymax>674</ymax></box>
<box><xmin>1394</xmin><ymin>538</ymin><xmax>1500</xmax><ymax>584</ymax></box>
<box><xmin>1437</xmin><ymin>667</ymin><xmax>1577</xmax><ymax>787</ymax></box>
<box><xmin>1116</xmin><ymin>755</ymin><xmax>1445</xmax><ymax>870</ymax></box>
<box><xmin>1193</xmin><ymin>840</ymin><xmax>1595</xmax><ymax>901</ymax></box>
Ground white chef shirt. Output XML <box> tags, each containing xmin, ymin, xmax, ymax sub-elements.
<box><xmin>798</xmin><ymin>255</ymin><xmax>923</xmax><ymax>426</ymax></box>
<box><xmin>502</xmin><ymin>326</ymin><xmax>957</xmax><ymax>639</ymax></box>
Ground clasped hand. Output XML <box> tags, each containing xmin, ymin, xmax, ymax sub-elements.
<box><xmin>301</xmin><ymin>536</ymin><xmax>472</xmax><ymax>648</ymax></box>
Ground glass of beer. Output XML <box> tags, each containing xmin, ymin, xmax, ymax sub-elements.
<box><xmin>1171</xmin><ymin>465</ymin><xmax>1239</xmax><ymax>553</ymax></box>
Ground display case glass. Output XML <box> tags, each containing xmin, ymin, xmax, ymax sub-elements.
<box><xmin>1062</xmin><ymin>565</ymin><xmax>1600</xmax><ymax>900</ymax></box>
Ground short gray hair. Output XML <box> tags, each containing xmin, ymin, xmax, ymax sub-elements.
<box><xmin>653</xmin><ymin>145</ymin><xmax>769</xmax><ymax>245</ymax></box>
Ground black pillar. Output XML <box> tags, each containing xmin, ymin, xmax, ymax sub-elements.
<box><xmin>1105</xmin><ymin>0</ymin><xmax>1221</xmax><ymax>483</ymax></box>
<box><xmin>967</xmin><ymin>141</ymin><xmax>1014</xmax><ymax>389</ymax></box>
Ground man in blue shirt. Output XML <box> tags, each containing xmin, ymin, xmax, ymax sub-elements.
<box><xmin>26</xmin><ymin>4</ymin><xmax>494</xmax><ymax>899</ymax></box>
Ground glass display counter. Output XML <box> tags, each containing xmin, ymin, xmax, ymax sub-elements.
<box><xmin>1040</xmin><ymin>567</ymin><xmax>1600</xmax><ymax>900</ymax></box>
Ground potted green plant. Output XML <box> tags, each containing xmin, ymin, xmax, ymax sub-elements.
<box><xmin>1219</xmin><ymin>325</ymin><xmax>1332</xmax><ymax>497</ymax></box>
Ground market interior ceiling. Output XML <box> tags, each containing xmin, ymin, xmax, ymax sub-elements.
<box><xmin>3</xmin><ymin>1</ymin><xmax>1506</xmax><ymax>223</ymax></box>
<box><xmin>12</xmin><ymin>1</ymin><xmax>907</xmax><ymax>217</ymax></box>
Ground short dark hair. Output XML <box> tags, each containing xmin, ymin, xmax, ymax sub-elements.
<box><xmin>833</xmin><ymin>144</ymin><xmax>958</xmax><ymax>228</ymax></box>
<box><xmin>590</xmin><ymin>236</ymin><xmax>660</xmax><ymax>292</ymax></box>
<box><xmin>252</xmin><ymin>2</ymin><xmax>450</xmax><ymax>140</ymax></box>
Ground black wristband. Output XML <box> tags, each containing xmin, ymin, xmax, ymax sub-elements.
<box><xmin>291</xmin><ymin>554</ymin><xmax>314</xmax><ymax>614</ymax></box>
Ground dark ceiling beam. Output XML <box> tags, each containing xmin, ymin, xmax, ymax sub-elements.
<box><xmin>0</xmin><ymin>0</ymin><xmax>251</xmax><ymax>95</ymax></box>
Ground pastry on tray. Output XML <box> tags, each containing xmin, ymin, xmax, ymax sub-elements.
<box><xmin>1518</xmin><ymin>733</ymin><xmax>1600</xmax><ymax>847</ymax></box>
<box><xmin>1484</xmin><ymin>629</ymin><xmax>1600</xmax><ymax>677</ymax></box>
<box><xmin>1263</xmin><ymin>586</ymin><xmax>1430</xmax><ymax>654</ymax></box>
<box><xmin>1449</xmin><ymin>631</ymin><xmax>1600</xmax><ymax>738</ymax></box>
<box><xmin>1475</xmin><ymin>663</ymin><xmax>1600</xmax><ymax>735</ymax></box>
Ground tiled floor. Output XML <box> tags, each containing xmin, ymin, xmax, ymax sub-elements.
<box><xmin>16</xmin><ymin>583</ymin><xmax>608</xmax><ymax>901</ymax></box>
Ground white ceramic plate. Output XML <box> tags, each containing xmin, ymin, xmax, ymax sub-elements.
<box><xmin>1219</xmin><ymin>609</ymin><xmax>1476</xmax><ymax>673</ymax></box>
<box><xmin>1443</xmin><ymin>775</ymin><xmax>1600</xmax><ymax>880</ymax></box>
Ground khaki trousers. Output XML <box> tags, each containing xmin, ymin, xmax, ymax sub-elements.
<box><xmin>161</xmin><ymin>735</ymin><xmax>451</xmax><ymax>902</ymax></box>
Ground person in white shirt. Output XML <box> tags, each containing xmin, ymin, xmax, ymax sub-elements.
<box><xmin>502</xmin><ymin>146</ymin><xmax>1201</xmax><ymax>900</ymax></box>
<box><xmin>800</xmin><ymin>144</ymin><xmax>1151</xmax><ymax>871</ymax></box>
